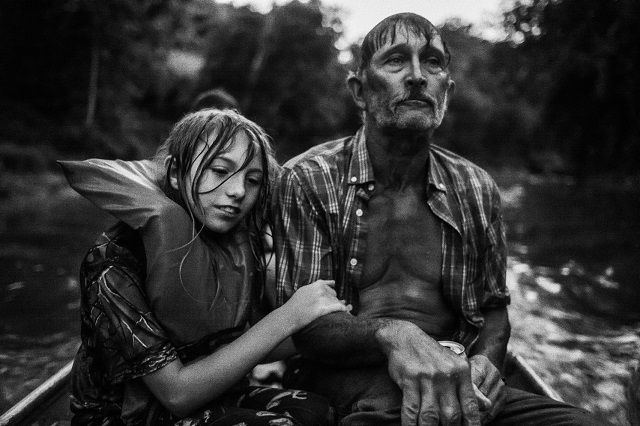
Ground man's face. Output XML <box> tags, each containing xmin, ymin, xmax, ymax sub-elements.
<box><xmin>359</xmin><ymin>26</ymin><xmax>454</xmax><ymax>132</ymax></box>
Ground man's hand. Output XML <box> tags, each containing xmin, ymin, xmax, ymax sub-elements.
<box><xmin>469</xmin><ymin>354</ymin><xmax>507</xmax><ymax>424</ymax></box>
<box><xmin>377</xmin><ymin>321</ymin><xmax>481</xmax><ymax>426</ymax></box>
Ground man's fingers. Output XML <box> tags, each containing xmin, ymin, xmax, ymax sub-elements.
<box><xmin>471</xmin><ymin>359</ymin><xmax>499</xmax><ymax>398</ymax></box>
<box><xmin>401</xmin><ymin>386</ymin><xmax>422</xmax><ymax>426</ymax></box>
<box><xmin>458</xmin><ymin>378</ymin><xmax>482</xmax><ymax>426</ymax></box>
<box><xmin>472</xmin><ymin>383</ymin><xmax>492</xmax><ymax>411</ymax></box>
<box><xmin>437</xmin><ymin>387</ymin><xmax>461</xmax><ymax>426</ymax></box>
<box><xmin>418</xmin><ymin>384</ymin><xmax>440</xmax><ymax>426</ymax></box>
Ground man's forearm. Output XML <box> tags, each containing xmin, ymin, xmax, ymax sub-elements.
<box><xmin>469</xmin><ymin>306</ymin><xmax>510</xmax><ymax>372</ymax></box>
<box><xmin>292</xmin><ymin>311</ymin><xmax>394</xmax><ymax>366</ymax></box>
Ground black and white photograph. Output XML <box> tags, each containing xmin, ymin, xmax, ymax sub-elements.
<box><xmin>1</xmin><ymin>0</ymin><xmax>639</xmax><ymax>424</ymax></box>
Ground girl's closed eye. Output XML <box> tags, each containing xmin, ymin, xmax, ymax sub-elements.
<box><xmin>210</xmin><ymin>166</ymin><xmax>229</xmax><ymax>176</ymax></box>
<box><xmin>246</xmin><ymin>172</ymin><xmax>263</xmax><ymax>186</ymax></box>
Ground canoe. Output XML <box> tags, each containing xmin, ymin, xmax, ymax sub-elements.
<box><xmin>0</xmin><ymin>350</ymin><xmax>563</xmax><ymax>426</ymax></box>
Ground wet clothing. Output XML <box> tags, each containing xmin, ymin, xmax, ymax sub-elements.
<box><xmin>273</xmin><ymin>126</ymin><xmax>509</xmax><ymax>350</ymax></box>
<box><xmin>60</xmin><ymin>160</ymin><xmax>262</xmax><ymax>348</ymax></box>
<box><xmin>60</xmin><ymin>159</ymin><xmax>331</xmax><ymax>426</ymax></box>
<box><xmin>273</xmin><ymin>127</ymin><xmax>612</xmax><ymax>425</ymax></box>
<box><xmin>70</xmin><ymin>221</ymin><xmax>257</xmax><ymax>425</ymax></box>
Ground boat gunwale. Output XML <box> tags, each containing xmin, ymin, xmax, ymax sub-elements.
<box><xmin>0</xmin><ymin>349</ymin><xmax>562</xmax><ymax>426</ymax></box>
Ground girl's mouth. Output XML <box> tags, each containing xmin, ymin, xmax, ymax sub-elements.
<box><xmin>216</xmin><ymin>205</ymin><xmax>241</xmax><ymax>215</ymax></box>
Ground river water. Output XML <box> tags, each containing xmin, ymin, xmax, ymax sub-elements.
<box><xmin>1</xmin><ymin>169</ymin><xmax>639</xmax><ymax>423</ymax></box>
<box><xmin>495</xmin><ymin>170</ymin><xmax>640</xmax><ymax>425</ymax></box>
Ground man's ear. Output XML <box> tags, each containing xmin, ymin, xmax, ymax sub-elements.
<box><xmin>347</xmin><ymin>71</ymin><xmax>367</xmax><ymax>110</ymax></box>
<box><xmin>166</xmin><ymin>155</ymin><xmax>179</xmax><ymax>190</ymax></box>
<box><xmin>445</xmin><ymin>79</ymin><xmax>456</xmax><ymax>108</ymax></box>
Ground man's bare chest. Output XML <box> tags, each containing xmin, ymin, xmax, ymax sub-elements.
<box><xmin>357</xmin><ymin>185</ymin><xmax>456</xmax><ymax>336</ymax></box>
<box><xmin>361</xmin><ymin>186</ymin><xmax>442</xmax><ymax>284</ymax></box>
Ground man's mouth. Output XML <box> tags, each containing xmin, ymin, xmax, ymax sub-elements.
<box><xmin>400</xmin><ymin>94</ymin><xmax>436</xmax><ymax>108</ymax></box>
<box><xmin>400</xmin><ymin>99</ymin><xmax>432</xmax><ymax>108</ymax></box>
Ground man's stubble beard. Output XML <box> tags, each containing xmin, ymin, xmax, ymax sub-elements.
<box><xmin>370</xmin><ymin>90</ymin><xmax>449</xmax><ymax>133</ymax></box>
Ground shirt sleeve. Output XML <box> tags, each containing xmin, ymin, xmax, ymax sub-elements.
<box><xmin>481</xmin><ymin>179</ymin><xmax>510</xmax><ymax>308</ymax></box>
<box><xmin>86</xmin><ymin>259</ymin><xmax>178</xmax><ymax>382</ymax></box>
<box><xmin>272</xmin><ymin>167</ymin><xmax>335</xmax><ymax>307</ymax></box>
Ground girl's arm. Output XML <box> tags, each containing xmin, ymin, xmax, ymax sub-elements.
<box><xmin>260</xmin><ymin>337</ymin><xmax>296</xmax><ymax>363</ymax></box>
<box><xmin>143</xmin><ymin>279</ymin><xmax>349</xmax><ymax>417</ymax></box>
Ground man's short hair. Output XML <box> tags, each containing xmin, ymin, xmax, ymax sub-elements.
<box><xmin>357</xmin><ymin>12</ymin><xmax>451</xmax><ymax>74</ymax></box>
<box><xmin>190</xmin><ymin>88</ymin><xmax>240</xmax><ymax>112</ymax></box>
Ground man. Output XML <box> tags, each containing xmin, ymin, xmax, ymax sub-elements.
<box><xmin>273</xmin><ymin>12</ymin><xmax>610</xmax><ymax>425</ymax></box>
<box><xmin>189</xmin><ymin>88</ymin><xmax>240</xmax><ymax>112</ymax></box>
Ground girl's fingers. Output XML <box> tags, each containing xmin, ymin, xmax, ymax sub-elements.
<box><xmin>311</xmin><ymin>279</ymin><xmax>335</xmax><ymax>286</ymax></box>
<box><xmin>340</xmin><ymin>301</ymin><xmax>353</xmax><ymax>312</ymax></box>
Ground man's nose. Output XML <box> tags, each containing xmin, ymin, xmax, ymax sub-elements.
<box><xmin>406</xmin><ymin>57</ymin><xmax>427</xmax><ymax>88</ymax></box>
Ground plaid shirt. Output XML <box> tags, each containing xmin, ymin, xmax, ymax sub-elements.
<box><xmin>273</xmin><ymin>127</ymin><xmax>509</xmax><ymax>349</ymax></box>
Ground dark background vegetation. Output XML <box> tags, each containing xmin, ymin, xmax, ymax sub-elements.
<box><xmin>0</xmin><ymin>0</ymin><xmax>638</xmax><ymax>176</ymax></box>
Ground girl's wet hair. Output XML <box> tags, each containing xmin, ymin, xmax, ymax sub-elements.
<box><xmin>357</xmin><ymin>12</ymin><xmax>451</xmax><ymax>74</ymax></box>
<box><xmin>154</xmin><ymin>108</ymin><xmax>277</xmax><ymax>283</ymax></box>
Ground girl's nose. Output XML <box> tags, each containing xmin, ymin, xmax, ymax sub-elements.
<box><xmin>225</xmin><ymin>174</ymin><xmax>246</xmax><ymax>199</ymax></box>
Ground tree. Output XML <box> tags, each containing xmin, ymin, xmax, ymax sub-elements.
<box><xmin>0</xmin><ymin>0</ymin><xmax>93</xmax><ymax>118</ymax></box>
<box><xmin>197</xmin><ymin>0</ymin><xmax>359</xmax><ymax>160</ymax></box>
<box><xmin>502</xmin><ymin>0</ymin><xmax>640</xmax><ymax>176</ymax></box>
<box><xmin>0</xmin><ymin>0</ymin><xmax>184</xmax><ymax>158</ymax></box>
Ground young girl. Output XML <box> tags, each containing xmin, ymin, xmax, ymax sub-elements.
<box><xmin>59</xmin><ymin>109</ymin><xmax>350</xmax><ymax>426</ymax></box>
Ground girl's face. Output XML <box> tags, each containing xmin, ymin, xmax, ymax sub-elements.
<box><xmin>181</xmin><ymin>131</ymin><xmax>264</xmax><ymax>234</ymax></box>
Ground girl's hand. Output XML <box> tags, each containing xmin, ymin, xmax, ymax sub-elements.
<box><xmin>282</xmin><ymin>280</ymin><xmax>352</xmax><ymax>332</ymax></box>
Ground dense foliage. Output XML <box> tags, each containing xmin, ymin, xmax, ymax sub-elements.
<box><xmin>0</xmin><ymin>0</ymin><xmax>638</xmax><ymax>174</ymax></box>
<box><xmin>193</xmin><ymin>0</ymin><xmax>359</xmax><ymax>159</ymax></box>
<box><xmin>500</xmin><ymin>0</ymin><xmax>640</xmax><ymax>176</ymax></box>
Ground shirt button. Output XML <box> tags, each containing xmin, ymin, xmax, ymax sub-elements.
<box><xmin>368</xmin><ymin>184</ymin><xmax>374</xmax><ymax>191</ymax></box>
<box><xmin>356</xmin><ymin>209</ymin><xmax>363</xmax><ymax>217</ymax></box>
<box><xmin>350</xmin><ymin>258</ymin><xmax>358</xmax><ymax>266</ymax></box>
<box><xmin>350</xmin><ymin>176</ymin><xmax>357</xmax><ymax>183</ymax></box>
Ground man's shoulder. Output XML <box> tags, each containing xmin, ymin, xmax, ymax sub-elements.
<box><xmin>281</xmin><ymin>136</ymin><xmax>352</xmax><ymax>175</ymax></box>
<box><xmin>430</xmin><ymin>144</ymin><xmax>496</xmax><ymax>187</ymax></box>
